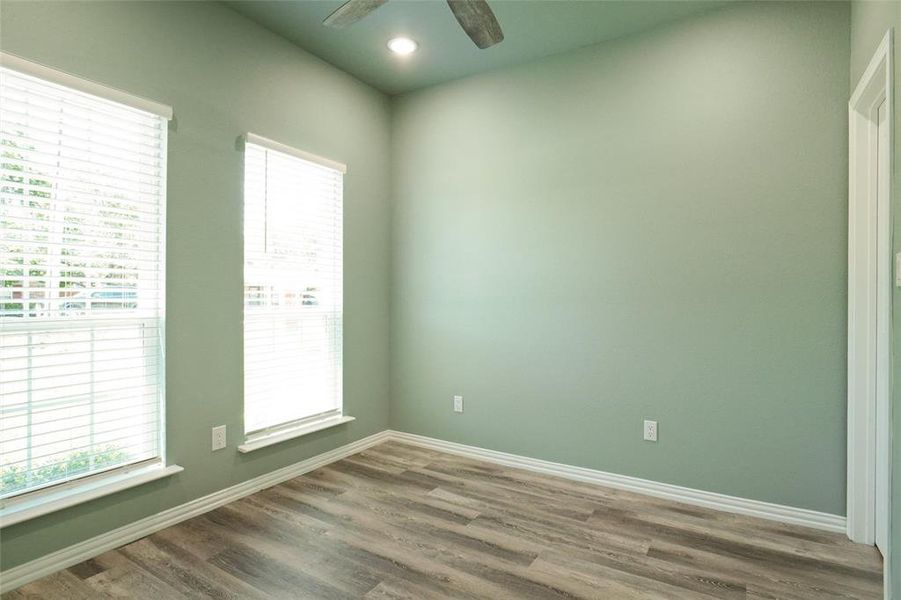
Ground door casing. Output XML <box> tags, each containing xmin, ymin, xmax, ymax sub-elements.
<box><xmin>847</xmin><ymin>27</ymin><xmax>892</xmax><ymax>577</ymax></box>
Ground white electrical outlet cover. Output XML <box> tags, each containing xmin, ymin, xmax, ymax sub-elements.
<box><xmin>643</xmin><ymin>420</ymin><xmax>658</xmax><ymax>442</ymax></box>
<box><xmin>212</xmin><ymin>425</ymin><xmax>227</xmax><ymax>451</ymax></box>
<box><xmin>896</xmin><ymin>252</ymin><xmax>901</xmax><ymax>287</ymax></box>
<box><xmin>453</xmin><ymin>395</ymin><xmax>464</xmax><ymax>413</ymax></box>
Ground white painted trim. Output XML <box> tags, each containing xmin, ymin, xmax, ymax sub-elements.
<box><xmin>847</xmin><ymin>28</ymin><xmax>894</xmax><ymax>559</ymax></box>
<box><xmin>388</xmin><ymin>431</ymin><xmax>847</xmax><ymax>534</ymax></box>
<box><xmin>158</xmin><ymin>113</ymin><xmax>170</xmax><ymax>493</ymax></box>
<box><xmin>238</xmin><ymin>415</ymin><xmax>356</xmax><ymax>453</ymax></box>
<box><xmin>0</xmin><ymin>52</ymin><xmax>173</xmax><ymax>120</ymax></box>
<box><xmin>0</xmin><ymin>430</ymin><xmax>391</xmax><ymax>593</ymax></box>
<box><xmin>0</xmin><ymin>464</ymin><xmax>183</xmax><ymax>529</ymax></box>
<box><xmin>0</xmin><ymin>60</ymin><xmax>172</xmax><ymax>528</ymax></box>
<box><xmin>2</xmin><ymin>429</ymin><xmax>853</xmax><ymax>594</ymax></box>
<box><xmin>850</xmin><ymin>31</ymin><xmax>893</xmax><ymax>108</ymax></box>
<box><xmin>242</xmin><ymin>132</ymin><xmax>347</xmax><ymax>174</ymax></box>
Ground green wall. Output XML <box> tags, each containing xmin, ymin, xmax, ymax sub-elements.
<box><xmin>390</xmin><ymin>1</ymin><xmax>851</xmax><ymax>515</ymax></box>
<box><xmin>0</xmin><ymin>1</ymin><xmax>392</xmax><ymax>570</ymax></box>
<box><xmin>850</xmin><ymin>2</ymin><xmax>901</xmax><ymax>596</ymax></box>
<box><xmin>1</xmin><ymin>0</ymin><xmax>887</xmax><ymax>587</ymax></box>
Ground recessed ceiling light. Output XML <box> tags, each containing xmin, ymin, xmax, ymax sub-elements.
<box><xmin>387</xmin><ymin>37</ymin><xmax>418</xmax><ymax>56</ymax></box>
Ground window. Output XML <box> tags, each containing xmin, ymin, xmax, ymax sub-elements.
<box><xmin>0</xmin><ymin>56</ymin><xmax>169</xmax><ymax>502</ymax></box>
<box><xmin>242</xmin><ymin>134</ymin><xmax>347</xmax><ymax>449</ymax></box>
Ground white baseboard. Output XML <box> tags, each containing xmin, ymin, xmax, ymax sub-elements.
<box><xmin>0</xmin><ymin>430</ymin><xmax>392</xmax><ymax>594</ymax></box>
<box><xmin>387</xmin><ymin>431</ymin><xmax>847</xmax><ymax>534</ymax></box>
<box><xmin>1</xmin><ymin>428</ymin><xmax>849</xmax><ymax>594</ymax></box>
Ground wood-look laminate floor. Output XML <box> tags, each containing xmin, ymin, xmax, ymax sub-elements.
<box><xmin>4</xmin><ymin>441</ymin><xmax>883</xmax><ymax>599</ymax></box>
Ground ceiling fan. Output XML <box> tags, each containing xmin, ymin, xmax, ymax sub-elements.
<box><xmin>323</xmin><ymin>0</ymin><xmax>504</xmax><ymax>49</ymax></box>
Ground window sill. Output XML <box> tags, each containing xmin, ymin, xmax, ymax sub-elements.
<box><xmin>0</xmin><ymin>463</ymin><xmax>183</xmax><ymax>528</ymax></box>
<box><xmin>238</xmin><ymin>415</ymin><xmax>355</xmax><ymax>453</ymax></box>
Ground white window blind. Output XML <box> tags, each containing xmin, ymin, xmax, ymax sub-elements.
<box><xmin>243</xmin><ymin>137</ymin><xmax>343</xmax><ymax>437</ymax></box>
<box><xmin>0</xmin><ymin>63</ymin><xmax>167</xmax><ymax>500</ymax></box>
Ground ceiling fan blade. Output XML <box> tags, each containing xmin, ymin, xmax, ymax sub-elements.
<box><xmin>446</xmin><ymin>0</ymin><xmax>504</xmax><ymax>49</ymax></box>
<box><xmin>323</xmin><ymin>0</ymin><xmax>389</xmax><ymax>28</ymax></box>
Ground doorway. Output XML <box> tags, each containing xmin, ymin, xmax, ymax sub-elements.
<box><xmin>847</xmin><ymin>29</ymin><xmax>892</xmax><ymax>561</ymax></box>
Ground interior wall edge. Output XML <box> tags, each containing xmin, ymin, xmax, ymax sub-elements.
<box><xmin>0</xmin><ymin>431</ymin><xmax>395</xmax><ymax>595</ymax></box>
<box><xmin>0</xmin><ymin>428</ymin><xmax>852</xmax><ymax>595</ymax></box>
<box><xmin>388</xmin><ymin>0</ymin><xmax>851</xmax><ymax>518</ymax></box>
<box><xmin>388</xmin><ymin>431</ymin><xmax>848</xmax><ymax>533</ymax></box>
<box><xmin>0</xmin><ymin>0</ymin><xmax>393</xmax><ymax>572</ymax></box>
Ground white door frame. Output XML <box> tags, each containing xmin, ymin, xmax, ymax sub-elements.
<box><xmin>847</xmin><ymin>28</ymin><xmax>893</xmax><ymax>554</ymax></box>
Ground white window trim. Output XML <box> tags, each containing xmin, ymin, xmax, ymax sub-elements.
<box><xmin>238</xmin><ymin>414</ymin><xmax>355</xmax><ymax>453</ymax></box>
<box><xmin>0</xmin><ymin>54</ymin><xmax>177</xmax><ymax>520</ymax></box>
<box><xmin>0</xmin><ymin>52</ymin><xmax>173</xmax><ymax>120</ymax></box>
<box><xmin>0</xmin><ymin>461</ymin><xmax>183</xmax><ymax>528</ymax></box>
<box><xmin>241</xmin><ymin>133</ymin><xmax>347</xmax><ymax>174</ymax></box>
<box><xmin>240</xmin><ymin>135</ymin><xmax>349</xmax><ymax>452</ymax></box>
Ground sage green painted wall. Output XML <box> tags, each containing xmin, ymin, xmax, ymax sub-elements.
<box><xmin>390</xmin><ymin>1</ymin><xmax>851</xmax><ymax>515</ymax></box>
<box><xmin>0</xmin><ymin>1</ymin><xmax>391</xmax><ymax>570</ymax></box>
<box><xmin>850</xmin><ymin>2</ymin><xmax>901</xmax><ymax>596</ymax></box>
<box><xmin>0</xmin><ymin>0</ymin><xmax>872</xmax><ymax>581</ymax></box>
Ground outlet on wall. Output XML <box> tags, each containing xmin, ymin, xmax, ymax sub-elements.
<box><xmin>896</xmin><ymin>252</ymin><xmax>901</xmax><ymax>287</ymax></box>
<box><xmin>453</xmin><ymin>395</ymin><xmax>464</xmax><ymax>413</ymax></box>
<box><xmin>643</xmin><ymin>420</ymin><xmax>658</xmax><ymax>442</ymax></box>
<box><xmin>212</xmin><ymin>425</ymin><xmax>227</xmax><ymax>451</ymax></box>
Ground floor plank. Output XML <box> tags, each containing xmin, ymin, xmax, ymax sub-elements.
<box><xmin>3</xmin><ymin>441</ymin><xmax>883</xmax><ymax>599</ymax></box>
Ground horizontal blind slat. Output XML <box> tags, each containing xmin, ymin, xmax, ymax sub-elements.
<box><xmin>0</xmin><ymin>64</ymin><xmax>166</xmax><ymax>500</ymax></box>
<box><xmin>243</xmin><ymin>141</ymin><xmax>343</xmax><ymax>435</ymax></box>
<box><xmin>1</xmin><ymin>390</ymin><xmax>160</xmax><ymax>419</ymax></box>
<box><xmin>1</xmin><ymin>74</ymin><xmax>167</xmax><ymax>129</ymax></box>
<box><xmin>4</xmin><ymin>411</ymin><xmax>161</xmax><ymax>445</ymax></box>
<box><xmin>3</xmin><ymin>435</ymin><xmax>160</xmax><ymax>469</ymax></box>
<box><xmin>2</xmin><ymin>205</ymin><xmax>164</xmax><ymax>233</ymax></box>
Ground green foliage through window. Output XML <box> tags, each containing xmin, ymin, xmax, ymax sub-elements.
<box><xmin>0</xmin><ymin>445</ymin><xmax>127</xmax><ymax>496</ymax></box>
